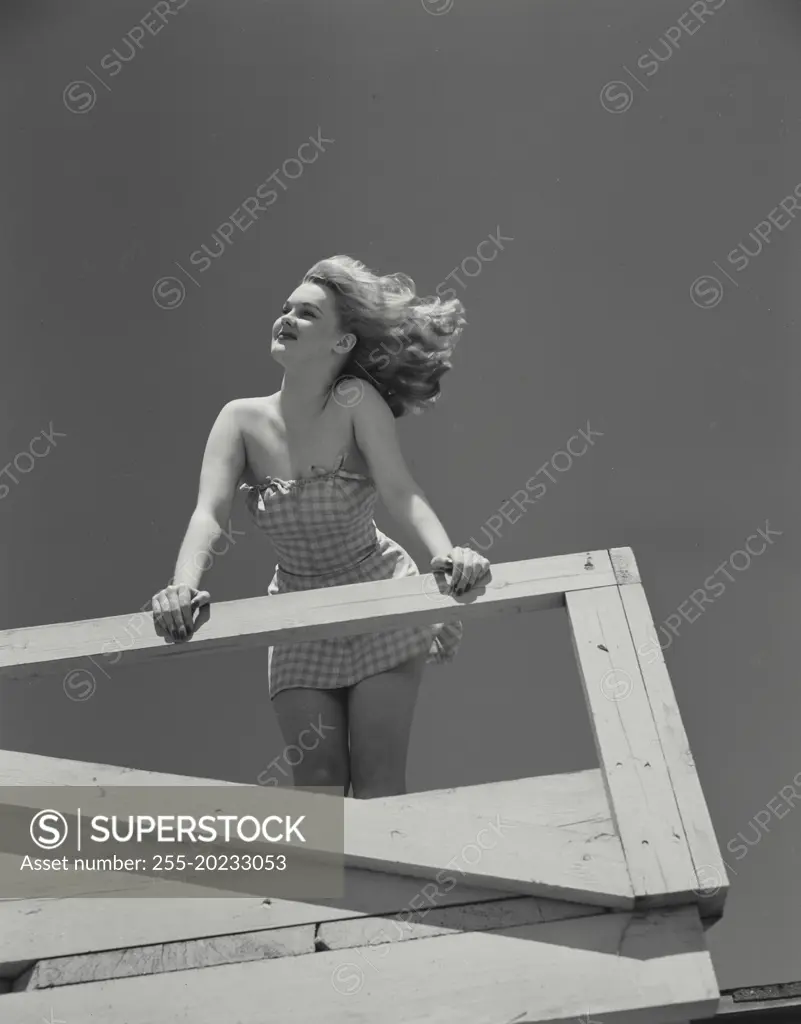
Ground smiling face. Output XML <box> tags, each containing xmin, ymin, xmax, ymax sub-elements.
<box><xmin>270</xmin><ymin>281</ymin><xmax>355</xmax><ymax>368</ymax></box>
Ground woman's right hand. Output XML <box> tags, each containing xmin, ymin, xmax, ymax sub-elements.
<box><xmin>151</xmin><ymin>584</ymin><xmax>211</xmax><ymax>642</ymax></box>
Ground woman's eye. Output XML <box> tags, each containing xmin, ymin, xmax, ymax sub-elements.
<box><xmin>280</xmin><ymin>305</ymin><xmax>316</xmax><ymax>318</ymax></box>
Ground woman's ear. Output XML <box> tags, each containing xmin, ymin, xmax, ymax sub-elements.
<box><xmin>334</xmin><ymin>332</ymin><xmax>357</xmax><ymax>354</ymax></box>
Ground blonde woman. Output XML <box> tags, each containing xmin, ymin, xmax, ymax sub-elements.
<box><xmin>151</xmin><ymin>256</ymin><xmax>490</xmax><ymax>798</ymax></box>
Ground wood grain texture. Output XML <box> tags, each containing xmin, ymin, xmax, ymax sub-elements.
<box><xmin>370</xmin><ymin>769</ymin><xmax>614</xmax><ymax>830</ymax></box>
<box><xmin>15</xmin><ymin>923</ymin><xmax>317</xmax><ymax>990</ymax></box>
<box><xmin>0</xmin><ymin>543</ymin><xmax>729</xmax><ymax>1022</ymax></box>
<box><xmin>0</xmin><ymin>753</ymin><xmax>628</xmax><ymax>970</ymax></box>
<box><xmin>567</xmin><ymin>586</ymin><xmax>698</xmax><ymax>905</ymax></box>
<box><xmin>342</xmin><ymin>782</ymin><xmax>631</xmax><ymax>906</ymax></box>
<box><xmin>716</xmin><ymin>992</ymin><xmax>801</xmax><ymax>1015</ymax></box>
<box><xmin>617</xmin><ymin>580</ymin><xmax>729</xmax><ymax>918</ymax></box>
<box><xmin>0</xmin><ymin>749</ymin><xmax>632</xmax><ymax>905</ymax></box>
<box><xmin>610</xmin><ymin>546</ymin><xmax>642</xmax><ymax>585</ymax></box>
<box><xmin>16</xmin><ymin>897</ymin><xmax>606</xmax><ymax>990</ymax></box>
<box><xmin>0</xmin><ymin>871</ymin><xmax>520</xmax><ymax>977</ymax></box>
<box><xmin>0</xmin><ymin>550</ymin><xmax>615</xmax><ymax>681</ymax></box>
<box><xmin>2</xmin><ymin>906</ymin><xmax>719</xmax><ymax>1024</ymax></box>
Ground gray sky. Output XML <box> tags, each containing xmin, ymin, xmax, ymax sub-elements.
<box><xmin>1</xmin><ymin>0</ymin><xmax>800</xmax><ymax>992</ymax></box>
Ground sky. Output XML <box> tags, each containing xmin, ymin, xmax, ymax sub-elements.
<box><xmin>1</xmin><ymin>0</ymin><xmax>800</xmax><ymax>992</ymax></box>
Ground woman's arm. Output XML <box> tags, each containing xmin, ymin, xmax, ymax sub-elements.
<box><xmin>172</xmin><ymin>400</ymin><xmax>246</xmax><ymax>590</ymax></box>
<box><xmin>351</xmin><ymin>384</ymin><xmax>453</xmax><ymax>560</ymax></box>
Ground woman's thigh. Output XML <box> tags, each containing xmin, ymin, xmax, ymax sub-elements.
<box><xmin>347</xmin><ymin>651</ymin><xmax>427</xmax><ymax>798</ymax></box>
<box><xmin>270</xmin><ymin>685</ymin><xmax>350</xmax><ymax>794</ymax></box>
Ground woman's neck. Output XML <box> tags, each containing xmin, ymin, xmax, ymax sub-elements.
<box><xmin>278</xmin><ymin>370</ymin><xmax>335</xmax><ymax>421</ymax></box>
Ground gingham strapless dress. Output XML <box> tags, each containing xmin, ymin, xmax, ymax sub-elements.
<box><xmin>239</xmin><ymin>452</ymin><xmax>463</xmax><ymax>698</ymax></box>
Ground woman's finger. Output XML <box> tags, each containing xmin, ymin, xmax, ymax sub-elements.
<box><xmin>165</xmin><ymin>588</ymin><xmax>186</xmax><ymax>638</ymax></box>
<box><xmin>430</xmin><ymin>556</ymin><xmax>456</xmax><ymax>594</ymax></box>
<box><xmin>451</xmin><ymin>551</ymin><xmax>468</xmax><ymax>594</ymax></box>
<box><xmin>176</xmin><ymin>584</ymin><xmax>195</xmax><ymax>635</ymax></box>
<box><xmin>468</xmin><ymin>553</ymin><xmax>485</xmax><ymax>584</ymax></box>
<box><xmin>152</xmin><ymin>593</ymin><xmax>176</xmax><ymax>639</ymax></box>
<box><xmin>454</xmin><ymin>549</ymin><xmax>489</xmax><ymax>594</ymax></box>
<box><xmin>151</xmin><ymin>594</ymin><xmax>166</xmax><ymax>635</ymax></box>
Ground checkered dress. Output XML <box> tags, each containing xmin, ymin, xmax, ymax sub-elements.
<box><xmin>239</xmin><ymin>452</ymin><xmax>463</xmax><ymax>699</ymax></box>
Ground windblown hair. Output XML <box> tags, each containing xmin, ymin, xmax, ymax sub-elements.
<box><xmin>303</xmin><ymin>255</ymin><xmax>466</xmax><ymax>418</ymax></box>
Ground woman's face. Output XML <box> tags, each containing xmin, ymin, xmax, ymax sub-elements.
<box><xmin>270</xmin><ymin>281</ymin><xmax>349</xmax><ymax>366</ymax></box>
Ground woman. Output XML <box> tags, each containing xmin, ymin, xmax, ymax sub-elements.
<box><xmin>151</xmin><ymin>256</ymin><xmax>490</xmax><ymax>798</ymax></box>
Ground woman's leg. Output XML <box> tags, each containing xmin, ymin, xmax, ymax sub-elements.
<box><xmin>270</xmin><ymin>686</ymin><xmax>350</xmax><ymax>795</ymax></box>
<box><xmin>347</xmin><ymin>651</ymin><xmax>427</xmax><ymax>799</ymax></box>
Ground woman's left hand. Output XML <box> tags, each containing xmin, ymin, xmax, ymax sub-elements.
<box><xmin>430</xmin><ymin>547</ymin><xmax>491</xmax><ymax>596</ymax></box>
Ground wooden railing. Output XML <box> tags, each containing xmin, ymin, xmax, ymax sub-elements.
<box><xmin>0</xmin><ymin>549</ymin><xmax>615</xmax><ymax>680</ymax></box>
<box><xmin>0</xmin><ymin>546</ymin><xmax>729</xmax><ymax>1022</ymax></box>
<box><xmin>0</xmin><ymin>546</ymin><xmax>728</xmax><ymax>913</ymax></box>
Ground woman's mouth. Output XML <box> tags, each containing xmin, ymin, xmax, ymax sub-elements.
<box><xmin>276</xmin><ymin>329</ymin><xmax>296</xmax><ymax>340</ymax></box>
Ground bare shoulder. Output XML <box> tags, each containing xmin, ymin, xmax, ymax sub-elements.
<box><xmin>346</xmin><ymin>378</ymin><xmax>395</xmax><ymax>426</ymax></box>
<box><xmin>226</xmin><ymin>394</ymin><xmax>279</xmax><ymax>411</ymax></box>
<box><xmin>213</xmin><ymin>397</ymin><xmax>277</xmax><ymax>478</ymax></box>
<box><xmin>224</xmin><ymin>394</ymin><xmax>279</xmax><ymax>425</ymax></box>
<box><xmin>353</xmin><ymin>378</ymin><xmax>384</xmax><ymax>401</ymax></box>
<box><xmin>345</xmin><ymin>378</ymin><xmax>390</xmax><ymax>410</ymax></box>
<box><xmin>230</xmin><ymin>395</ymin><xmax>286</xmax><ymax>483</ymax></box>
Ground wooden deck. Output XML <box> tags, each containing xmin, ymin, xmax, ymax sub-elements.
<box><xmin>0</xmin><ymin>547</ymin><xmax>729</xmax><ymax>1022</ymax></box>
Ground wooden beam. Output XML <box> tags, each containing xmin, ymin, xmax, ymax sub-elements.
<box><xmin>340</xmin><ymin>785</ymin><xmax>632</xmax><ymax>907</ymax></box>
<box><xmin>0</xmin><ymin>750</ymin><xmax>632</xmax><ymax>909</ymax></box>
<box><xmin>0</xmin><ymin>871</ymin><xmax>524</xmax><ymax>977</ymax></box>
<box><xmin>0</xmin><ymin>550</ymin><xmax>615</xmax><ymax>682</ymax></box>
<box><xmin>1</xmin><ymin>905</ymin><xmax>719</xmax><ymax>1024</ymax></box>
<box><xmin>611</xmin><ymin>547</ymin><xmax>729</xmax><ymax>918</ymax></box>
<box><xmin>0</xmin><ymin>758</ymin><xmax>615</xmax><ymax>969</ymax></box>
<box><xmin>716</xmin><ymin>989</ymin><xmax>801</xmax><ymax>1016</ymax></box>
<box><xmin>14</xmin><ymin>896</ymin><xmax>606</xmax><ymax>990</ymax></box>
<box><xmin>567</xmin><ymin>585</ymin><xmax>699</xmax><ymax>907</ymax></box>
<box><xmin>729</xmin><ymin>982</ymin><xmax>801</xmax><ymax>1003</ymax></box>
<box><xmin>0</xmin><ymin>751</ymin><xmax>609</xmax><ymax>826</ymax></box>
<box><xmin>370</xmin><ymin>768</ymin><xmax>615</xmax><ymax>831</ymax></box>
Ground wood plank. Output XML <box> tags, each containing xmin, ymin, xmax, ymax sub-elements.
<box><xmin>0</xmin><ymin>550</ymin><xmax>615</xmax><ymax>682</ymax></box>
<box><xmin>730</xmin><ymin>981</ymin><xmax>801</xmax><ymax>1002</ymax></box>
<box><xmin>0</xmin><ymin>746</ymin><xmax>517</xmax><ymax>970</ymax></box>
<box><xmin>0</xmin><ymin>753</ymin><xmax>627</xmax><ymax>970</ymax></box>
<box><xmin>566</xmin><ymin>586</ymin><xmax>698</xmax><ymax>906</ymax></box>
<box><xmin>16</xmin><ymin>897</ymin><xmax>606</xmax><ymax>990</ymax></box>
<box><xmin>316</xmin><ymin>893</ymin><xmax>603</xmax><ymax>951</ymax></box>
<box><xmin>371</xmin><ymin>769</ymin><xmax>614</xmax><ymax>831</ymax></box>
<box><xmin>0</xmin><ymin>748</ymin><xmax>633</xmax><ymax>907</ymax></box>
<box><xmin>0</xmin><ymin>871</ymin><xmax>521</xmax><ymax>976</ymax></box>
<box><xmin>611</xmin><ymin>547</ymin><xmax>729</xmax><ymax>918</ymax></box>
<box><xmin>0</xmin><ymin>751</ymin><xmax>611</xmax><ymax>832</ymax></box>
<box><xmin>610</xmin><ymin>546</ymin><xmax>642</xmax><ymax>586</ymax></box>
<box><xmin>342</xmin><ymin>785</ymin><xmax>631</xmax><ymax>907</ymax></box>
<box><xmin>1</xmin><ymin>906</ymin><xmax>720</xmax><ymax>1024</ymax></box>
<box><xmin>15</xmin><ymin>923</ymin><xmax>317</xmax><ymax>990</ymax></box>
<box><xmin>716</xmin><ymin>992</ymin><xmax>801</xmax><ymax>1015</ymax></box>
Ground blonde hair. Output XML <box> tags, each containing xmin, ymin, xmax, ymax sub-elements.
<box><xmin>303</xmin><ymin>255</ymin><xmax>466</xmax><ymax>417</ymax></box>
